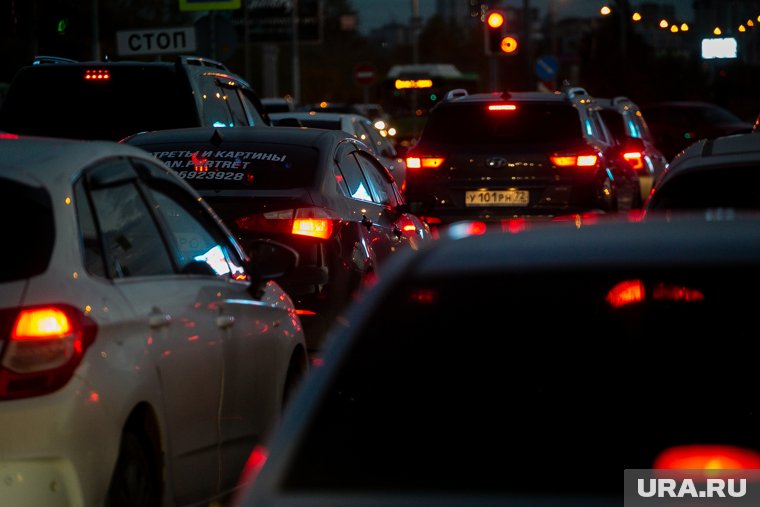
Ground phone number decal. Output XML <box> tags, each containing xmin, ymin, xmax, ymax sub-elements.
<box><xmin>177</xmin><ymin>171</ymin><xmax>245</xmax><ymax>180</ymax></box>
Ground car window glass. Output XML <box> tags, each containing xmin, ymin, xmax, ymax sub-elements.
<box><xmin>148</xmin><ymin>188</ymin><xmax>245</xmax><ymax>278</ymax></box>
<box><xmin>0</xmin><ymin>178</ymin><xmax>54</xmax><ymax>282</ymax></box>
<box><xmin>223</xmin><ymin>84</ymin><xmax>251</xmax><ymax>127</ymax></box>
<box><xmin>239</xmin><ymin>88</ymin><xmax>268</xmax><ymax>127</ymax></box>
<box><xmin>599</xmin><ymin>109</ymin><xmax>625</xmax><ymax>142</ymax></box>
<box><xmin>86</xmin><ymin>160</ymin><xmax>174</xmax><ymax>278</ymax></box>
<box><xmin>280</xmin><ymin>269</ymin><xmax>758</xmax><ymax>494</ymax></box>
<box><xmin>74</xmin><ymin>179</ymin><xmax>107</xmax><ymax>278</ymax></box>
<box><xmin>337</xmin><ymin>149</ymin><xmax>373</xmax><ymax>202</ymax></box>
<box><xmin>135</xmin><ymin>142</ymin><xmax>318</xmax><ymax>190</ymax></box>
<box><xmin>198</xmin><ymin>75</ymin><xmax>233</xmax><ymax>127</ymax></box>
<box><xmin>424</xmin><ymin>102</ymin><xmax>583</xmax><ymax>146</ymax></box>
<box><xmin>356</xmin><ymin>154</ymin><xmax>392</xmax><ymax>205</ymax></box>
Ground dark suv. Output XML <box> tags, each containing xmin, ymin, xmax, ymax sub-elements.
<box><xmin>404</xmin><ymin>87</ymin><xmax>641</xmax><ymax>225</ymax></box>
<box><xmin>0</xmin><ymin>55</ymin><xmax>270</xmax><ymax>141</ymax></box>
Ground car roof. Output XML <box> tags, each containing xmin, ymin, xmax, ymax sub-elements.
<box><xmin>666</xmin><ymin>131</ymin><xmax>760</xmax><ymax>165</ymax></box>
<box><xmin>438</xmin><ymin>90</ymin><xmax>574</xmax><ymax>105</ymax></box>
<box><xmin>0</xmin><ymin>136</ymin><xmax>159</xmax><ymax>183</ymax></box>
<box><xmin>406</xmin><ymin>217</ymin><xmax>760</xmax><ymax>278</ymax></box>
<box><xmin>122</xmin><ymin>125</ymin><xmax>353</xmax><ymax>147</ymax></box>
<box><xmin>269</xmin><ymin>111</ymin><xmax>369</xmax><ymax>122</ymax></box>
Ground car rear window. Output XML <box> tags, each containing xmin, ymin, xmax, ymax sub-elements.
<box><xmin>0</xmin><ymin>178</ymin><xmax>54</xmax><ymax>282</ymax></box>
<box><xmin>422</xmin><ymin>101</ymin><xmax>584</xmax><ymax>145</ymax></box>
<box><xmin>281</xmin><ymin>267</ymin><xmax>759</xmax><ymax>495</ymax></box>
<box><xmin>0</xmin><ymin>66</ymin><xmax>199</xmax><ymax>141</ymax></box>
<box><xmin>650</xmin><ymin>164</ymin><xmax>760</xmax><ymax>210</ymax></box>
<box><xmin>138</xmin><ymin>141</ymin><xmax>319</xmax><ymax>190</ymax></box>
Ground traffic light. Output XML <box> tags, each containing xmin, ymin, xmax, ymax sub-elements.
<box><xmin>484</xmin><ymin>10</ymin><xmax>519</xmax><ymax>55</ymax></box>
<box><xmin>484</xmin><ymin>10</ymin><xmax>506</xmax><ymax>55</ymax></box>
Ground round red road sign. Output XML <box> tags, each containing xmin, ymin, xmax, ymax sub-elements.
<box><xmin>354</xmin><ymin>63</ymin><xmax>377</xmax><ymax>86</ymax></box>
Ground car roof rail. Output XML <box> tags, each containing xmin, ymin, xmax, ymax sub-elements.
<box><xmin>612</xmin><ymin>96</ymin><xmax>633</xmax><ymax>105</ymax></box>
<box><xmin>178</xmin><ymin>55</ymin><xmax>229</xmax><ymax>71</ymax></box>
<box><xmin>444</xmin><ymin>88</ymin><xmax>468</xmax><ymax>101</ymax></box>
<box><xmin>33</xmin><ymin>56</ymin><xmax>79</xmax><ymax>65</ymax></box>
<box><xmin>559</xmin><ymin>80</ymin><xmax>589</xmax><ymax>100</ymax></box>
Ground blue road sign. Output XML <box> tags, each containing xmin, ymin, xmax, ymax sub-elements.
<box><xmin>535</xmin><ymin>55</ymin><xmax>559</xmax><ymax>81</ymax></box>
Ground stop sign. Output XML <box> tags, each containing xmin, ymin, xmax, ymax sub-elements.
<box><xmin>354</xmin><ymin>63</ymin><xmax>376</xmax><ymax>86</ymax></box>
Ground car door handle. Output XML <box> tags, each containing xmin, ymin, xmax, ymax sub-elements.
<box><xmin>148</xmin><ymin>311</ymin><xmax>172</xmax><ymax>328</ymax></box>
<box><xmin>216</xmin><ymin>314</ymin><xmax>236</xmax><ymax>329</ymax></box>
<box><xmin>361</xmin><ymin>214</ymin><xmax>373</xmax><ymax>230</ymax></box>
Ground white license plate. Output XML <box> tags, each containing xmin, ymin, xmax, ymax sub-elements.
<box><xmin>465</xmin><ymin>189</ymin><xmax>529</xmax><ymax>206</ymax></box>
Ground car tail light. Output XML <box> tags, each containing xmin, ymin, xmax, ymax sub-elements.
<box><xmin>0</xmin><ymin>133</ymin><xmax>19</xmax><ymax>140</ymax></box>
<box><xmin>235</xmin><ymin>207</ymin><xmax>339</xmax><ymax>240</ymax></box>
<box><xmin>622</xmin><ymin>150</ymin><xmax>645</xmax><ymax>171</ymax></box>
<box><xmin>549</xmin><ymin>151</ymin><xmax>599</xmax><ymax>169</ymax></box>
<box><xmin>406</xmin><ymin>155</ymin><xmax>445</xmax><ymax>169</ymax></box>
<box><xmin>606</xmin><ymin>280</ymin><xmax>705</xmax><ymax>308</ymax></box>
<box><xmin>0</xmin><ymin>304</ymin><xmax>97</xmax><ymax>400</ymax></box>
<box><xmin>654</xmin><ymin>445</ymin><xmax>760</xmax><ymax>470</ymax></box>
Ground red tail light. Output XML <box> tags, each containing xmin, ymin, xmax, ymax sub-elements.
<box><xmin>1</xmin><ymin>304</ymin><xmax>97</xmax><ymax>399</ymax></box>
<box><xmin>622</xmin><ymin>150</ymin><xmax>644</xmax><ymax>171</ymax></box>
<box><xmin>549</xmin><ymin>151</ymin><xmax>599</xmax><ymax>169</ymax></box>
<box><xmin>235</xmin><ymin>207</ymin><xmax>338</xmax><ymax>240</ymax></box>
<box><xmin>655</xmin><ymin>445</ymin><xmax>760</xmax><ymax>470</ymax></box>
<box><xmin>406</xmin><ymin>156</ymin><xmax>445</xmax><ymax>169</ymax></box>
<box><xmin>606</xmin><ymin>279</ymin><xmax>645</xmax><ymax>308</ymax></box>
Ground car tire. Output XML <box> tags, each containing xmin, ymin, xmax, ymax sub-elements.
<box><xmin>105</xmin><ymin>430</ymin><xmax>161</xmax><ymax>507</ymax></box>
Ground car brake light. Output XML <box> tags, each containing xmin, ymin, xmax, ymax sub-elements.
<box><xmin>235</xmin><ymin>207</ymin><xmax>338</xmax><ymax>240</ymax></box>
<box><xmin>606</xmin><ymin>279</ymin><xmax>645</xmax><ymax>308</ymax></box>
<box><xmin>84</xmin><ymin>69</ymin><xmax>110</xmax><ymax>80</ymax></box>
<box><xmin>1</xmin><ymin>304</ymin><xmax>97</xmax><ymax>400</ymax></box>
<box><xmin>622</xmin><ymin>150</ymin><xmax>644</xmax><ymax>171</ymax></box>
<box><xmin>549</xmin><ymin>152</ymin><xmax>599</xmax><ymax>168</ymax></box>
<box><xmin>0</xmin><ymin>133</ymin><xmax>19</xmax><ymax>140</ymax></box>
<box><xmin>654</xmin><ymin>445</ymin><xmax>760</xmax><ymax>470</ymax></box>
<box><xmin>487</xmin><ymin>104</ymin><xmax>517</xmax><ymax>111</ymax></box>
<box><xmin>406</xmin><ymin>156</ymin><xmax>445</xmax><ymax>169</ymax></box>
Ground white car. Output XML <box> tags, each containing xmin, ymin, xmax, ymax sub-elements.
<box><xmin>269</xmin><ymin>111</ymin><xmax>407</xmax><ymax>192</ymax></box>
<box><xmin>0</xmin><ymin>135</ymin><xmax>308</xmax><ymax>507</ymax></box>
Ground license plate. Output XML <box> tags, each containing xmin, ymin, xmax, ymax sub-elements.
<box><xmin>465</xmin><ymin>189</ymin><xmax>529</xmax><ymax>206</ymax></box>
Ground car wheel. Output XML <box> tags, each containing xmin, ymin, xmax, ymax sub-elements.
<box><xmin>105</xmin><ymin>430</ymin><xmax>161</xmax><ymax>507</ymax></box>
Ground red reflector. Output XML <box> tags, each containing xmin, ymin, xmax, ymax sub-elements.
<box><xmin>487</xmin><ymin>104</ymin><xmax>517</xmax><ymax>111</ymax></box>
<box><xmin>0</xmin><ymin>133</ymin><xmax>19</xmax><ymax>140</ymax></box>
<box><xmin>655</xmin><ymin>445</ymin><xmax>760</xmax><ymax>470</ymax></box>
<box><xmin>294</xmin><ymin>309</ymin><xmax>317</xmax><ymax>316</ymax></box>
<box><xmin>467</xmin><ymin>221</ymin><xmax>487</xmax><ymax>235</ymax></box>
<box><xmin>606</xmin><ymin>279</ymin><xmax>645</xmax><ymax>308</ymax></box>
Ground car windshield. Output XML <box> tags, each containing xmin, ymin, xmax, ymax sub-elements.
<box><xmin>136</xmin><ymin>141</ymin><xmax>320</xmax><ymax>190</ymax></box>
<box><xmin>0</xmin><ymin>177</ymin><xmax>54</xmax><ymax>282</ymax></box>
<box><xmin>280</xmin><ymin>267</ymin><xmax>758</xmax><ymax>496</ymax></box>
<box><xmin>422</xmin><ymin>102</ymin><xmax>584</xmax><ymax>145</ymax></box>
<box><xmin>0</xmin><ymin>66</ymin><xmax>199</xmax><ymax>140</ymax></box>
